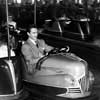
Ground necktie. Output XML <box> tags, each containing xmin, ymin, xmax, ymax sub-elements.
<box><xmin>35</xmin><ymin>41</ymin><xmax>38</xmax><ymax>48</ymax></box>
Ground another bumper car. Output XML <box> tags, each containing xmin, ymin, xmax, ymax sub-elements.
<box><xmin>0</xmin><ymin>57</ymin><xmax>28</xmax><ymax>100</ymax></box>
<box><xmin>43</xmin><ymin>17</ymin><xmax>93</xmax><ymax>42</ymax></box>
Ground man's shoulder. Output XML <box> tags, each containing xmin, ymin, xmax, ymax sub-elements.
<box><xmin>22</xmin><ymin>41</ymin><xmax>30</xmax><ymax>48</ymax></box>
<box><xmin>22</xmin><ymin>39</ymin><xmax>36</xmax><ymax>49</ymax></box>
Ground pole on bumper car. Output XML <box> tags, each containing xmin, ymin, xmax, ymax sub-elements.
<box><xmin>5</xmin><ymin>0</ymin><xmax>17</xmax><ymax>94</ymax></box>
<box><xmin>3</xmin><ymin>0</ymin><xmax>29</xmax><ymax>100</ymax></box>
<box><xmin>34</xmin><ymin>0</ymin><xmax>37</xmax><ymax>26</ymax></box>
<box><xmin>5</xmin><ymin>0</ymin><xmax>11</xmax><ymax>60</ymax></box>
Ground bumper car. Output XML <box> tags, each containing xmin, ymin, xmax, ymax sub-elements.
<box><xmin>43</xmin><ymin>17</ymin><xmax>92</xmax><ymax>42</ymax></box>
<box><xmin>0</xmin><ymin>56</ymin><xmax>29</xmax><ymax>100</ymax></box>
<box><xmin>21</xmin><ymin>47</ymin><xmax>97</xmax><ymax>100</ymax></box>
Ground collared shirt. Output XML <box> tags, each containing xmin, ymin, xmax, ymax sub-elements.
<box><xmin>28</xmin><ymin>38</ymin><xmax>45</xmax><ymax>58</ymax></box>
<box><xmin>29</xmin><ymin>38</ymin><xmax>37</xmax><ymax>45</ymax></box>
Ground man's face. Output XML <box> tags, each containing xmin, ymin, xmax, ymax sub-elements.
<box><xmin>29</xmin><ymin>28</ymin><xmax>38</xmax><ymax>41</ymax></box>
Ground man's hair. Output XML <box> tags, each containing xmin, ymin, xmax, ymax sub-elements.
<box><xmin>27</xmin><ymin>24</ymin><xmax>37</xmax><ymax>33</ymax></box>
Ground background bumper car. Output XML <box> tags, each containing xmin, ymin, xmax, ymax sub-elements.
<box><xmin>43</xmin><ymin>17</ymin><xmax>93</xmax><ymax>42</ymax></box>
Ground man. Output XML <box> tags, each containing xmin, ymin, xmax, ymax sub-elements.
<box><xmin>2</xmin><ymin>15</ymin><xmax>16</xmax><ymax>30</ymax></box>
<box><xmin>21</xmin><ymin>25</ymin><xmax>53</xmax><ymax>74</ymax></box>
<box><xmin>0</xmin><ymin>34</ymin><xmax>15</xmax><ymax>58</ymax></box>
<box><xmin>8</xmin><ymin>16</ymin><xmax>17</xmax><ymax>29</ymax></box>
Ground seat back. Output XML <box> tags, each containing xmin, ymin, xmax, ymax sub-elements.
<box><xmin>20</xmin><ymin>54</ymin><xmax>29</xmax><ymax>76</ymax></box>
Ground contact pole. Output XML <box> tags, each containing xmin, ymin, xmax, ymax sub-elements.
<box><xmin>34</xmin><ymin>0</ymin><xmax>37</xmax><ymax>26</ymax></box>
<box><xmin>5</xmin><ymin>0</ymin><xmax>11</xmax><ymax>60</ymax></box>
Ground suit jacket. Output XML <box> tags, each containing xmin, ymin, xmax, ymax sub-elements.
<box><xmin>21</xmin><ymin>38</ymin><xmax>53</xmax><ymax>73</ymax></box>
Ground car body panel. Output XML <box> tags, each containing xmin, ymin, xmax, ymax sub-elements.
<box><xmin>22</xmin><ymin>51</ymin><xmax>94</xmax><ymax>98</ymax></box>
<box><xmin>0</xmin><ymin>57</ymin><xmax>27</xmax><ymax>100</ymax></box>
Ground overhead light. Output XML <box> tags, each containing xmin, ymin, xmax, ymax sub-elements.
<box><xmin>97</xmin><ymin>0</ymin><xmax>100</xmax><ymax>3</ymax></box>
<box><xmin>32</xmin><ymin>0</ymin><xmax>35</xmax><ymax>4</ymax></box>
<box><xmin>17</xmin><ymin>0</ymin><xmax>21</xmax><ymax>4</ymax></box>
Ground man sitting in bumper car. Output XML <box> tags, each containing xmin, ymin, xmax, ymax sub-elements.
<box><xmin>21</xmin><ymin>25</ymin><xmax>53</xmax><ymax>74</ymax></box>
<box><xmin>20</xmin><ymin>25</ymin><xmax>97</xmax><ymax>100</ymax></box>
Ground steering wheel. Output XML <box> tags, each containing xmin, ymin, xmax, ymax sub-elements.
<box><xmin>48</xmin><ymin>48</ymin><xmax>59</xmax><ymax>55</ymax></box>
<box><xmin>59</xmin><ymin>46</ymin><xmax>70</xmax><ymax>53</ymax></box>
<box><xmin>48</xmin><ymin>46</ymin><xmax>70</xmax><ymax>55</ymax></box>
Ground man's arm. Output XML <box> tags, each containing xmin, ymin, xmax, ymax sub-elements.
<box><xmin>44</xmin><ymin>41</ymin><xmax>54</xmax><ymax>53</ymax></box>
